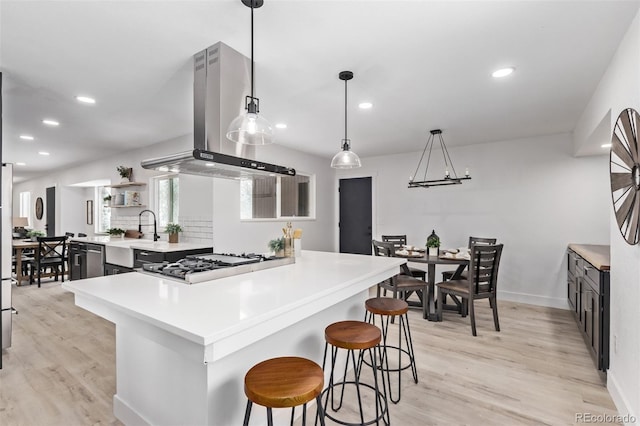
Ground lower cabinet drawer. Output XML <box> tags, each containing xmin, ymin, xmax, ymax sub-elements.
<box><xmin>133</xmin><ymin>249</ymin><xmax>165</xmax><ymax>267</ymax></box>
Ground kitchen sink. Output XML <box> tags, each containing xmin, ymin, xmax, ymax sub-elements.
<box><xmin>104</xmin><ymin>239</ymin><xmax>159</xmax><ymax>268</ymax></box>
<box><xmin>105</xmin><ymin>244</ymin><xmax>135</xmax><ymax>268</ymax></box>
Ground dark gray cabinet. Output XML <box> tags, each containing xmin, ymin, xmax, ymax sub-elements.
<box><xmin>133</xmin><ymin>247</ymin><xmax>212</xmax><ymax>268</ymax></box>
<box><xmin>104</xmin><ymin>263</ymin><xmax>134</xmax><ymax>275</ymax></box>
<box><xmin>567</xmin><ymin>247</ymin><xmax>610</xmax><ymax>372</ymax></box>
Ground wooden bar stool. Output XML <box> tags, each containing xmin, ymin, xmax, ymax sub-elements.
<box><xmin>321</xmin><ymin>320</ymin><xmax>389</xmax><ymax>426</ymax></box>
<box><xmin>365</xmin><ymin>297</ymin><xmax>418</xmax><ymax>404</ymax></box>
<box><xmin>243</xmin><ymin>356</ymin><xmax>326</xmax><ymax>426</ymax></box>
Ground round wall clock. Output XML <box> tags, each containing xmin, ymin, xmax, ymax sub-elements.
<box><xmin>610</xmin><ymin>108</ymin><xmax>640</xmax><ymax>245</ymax></box>
<box><xmin>35</xmin><ymin>197</ymin><xmax>43</xmax><ymax>220</ymax></box>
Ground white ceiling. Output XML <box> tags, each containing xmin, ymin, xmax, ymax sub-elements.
<box><xmin>2</xmin><ymin>0</ymin><xmax>639</xmax><ymax>181</ymax></box>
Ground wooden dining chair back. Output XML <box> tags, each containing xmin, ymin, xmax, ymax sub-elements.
<box><xmin>442</xmin><ymin>236</ymin><xmax>498</xmax><ymax>281</ymax></box>
<box><xmin>469</xmin><ymin>236</ymin><xmax>497</xmax><ymax>247</ymax></box>
<box><xmin>371</xmin><ymin>240</ymin><xmax>428</xmax><ymax>318</ymax></box>
<box><xmin>381</xmin><ymin>235</ymin><xmax>407</xmax><ymax>249</ymax></box>
<box><xmin>436</xmin><ymin>243</ymin><xmax>504</xmax><ymax>336</ymax></box>
<box><xmin>380</xmin><ymin>235</ymin><xmax>427</xmax><ymax>281</ymax></box>
<box><xmin>29</xmin><ymin>236</ymin><xmax>68</xmax><ymax>288</ymax></box>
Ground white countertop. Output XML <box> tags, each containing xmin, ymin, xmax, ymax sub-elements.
<box><xmin>70</xmin><ymin>236</ymin><xmax>212</xmax><ymax>252</ymax></box>
<box><xmin>62</xmin><ymin>250</ymin><xmax>405</xmax><ymax>354</ymax></box>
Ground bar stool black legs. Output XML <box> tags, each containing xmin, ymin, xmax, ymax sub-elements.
<box><xmin>364</xmin><ymin>298</ymin><xmax>418</xmax><ymax>404</ymax></box>
<box><xmin>320</xmin><ymin>320</ymin><xmax>389</xmax><ymax>426</ymax></box>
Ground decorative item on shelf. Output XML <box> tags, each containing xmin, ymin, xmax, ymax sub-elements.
<box><xmin>103</xmin><ymin>194</ymin><xmax>112</xmax><ymax>206</ymax></box>
<box><xmin>226</xmin><ymin>0</ymin><xmax>274</xmax><ymax>146</ymax></box>
<box><xmin>117</xmin><ymin>166</ymin><xmax>133</xmax><ymax>183</ymax></box>
<box><xmin>268</xmin><ymin>237</ymin><xmax>285</xmax><ymax>257</ymax></box>
<box><xmin>331</xmin><ymin>71</ymin><xmax>361</xmax><ymax>169</ymax></box>
<box><xmin>107</xmin><ymin>228</ymin><xmax>126</xmax><ymax>238</ymax></box>
<box><xmin>165</xmin><ymin>223</ymin><xmax>183</xmax><ymax>243</ymax></box>
<box><xmin>27</xmin><ymin>230</ymin><xmax>45</xmax><ymax>242</ymax></box>
<box><xmin>124</xmin><ymin>190</ymin><xmax>141</xmax><ymax>206</ymax></box>
<box><xmin>426</xmin><ymin>230</ymin><xmax>440</xmax><ymax>257</ymax></box>
<box><xmin>610</xmin><ymin>108</ymin><xmax>640</xmax><ymax>245</ymax></box>
<box><xmin>408</xmin><ymin>129</ymin><xmax>471</xmax><ymax>188</ymax></box>
<box><xmin>114</xmin><ymin>193</ymin><xmax>125</xmax><ymax>206</ymax></box>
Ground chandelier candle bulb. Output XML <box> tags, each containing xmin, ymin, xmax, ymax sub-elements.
<box><xmin>465</xmin><ymin>167</ymin><xmax>470</xmax><ymax>177</ymax></box>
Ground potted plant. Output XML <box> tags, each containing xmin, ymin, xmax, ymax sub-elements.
<box><xmin>117</xmin><ymin>166</ymin><xmax>133</xmax><ymax>183</ymax></box>
<box><xmin>107</xmin><ymin>227</ymin><xmax>126</xmax><ymax>238</ymax></box>
<box><xmin>268</xmin><ymin>237</ymin><xmax>285</xmax><ymax>257</ymax></box>
<box><xmin>165</xmin><ymin>223</ymin><xmax>183</xmax><ymax>243</ymax></box>
<box><xmin>26</xmin><ymin>230</ymin><xmax>45</xmax><ymax>241</ymax></box>
<box><xmin>426</xmin><ymin>230</ymin><xmax>440</xmax><ymax>257</ymax></box>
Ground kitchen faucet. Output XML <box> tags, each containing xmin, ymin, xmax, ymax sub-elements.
<box><xmin>139</xmin><ymin>209</ymin><xmax>160</xmax><ymax>241</ymax></box>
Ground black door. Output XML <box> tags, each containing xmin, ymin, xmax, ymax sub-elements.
<box><xmin>339</xmin><ymin>177</ymin><xmax>372</xmax><ymax>255</ymax></box>
<box><xmin>46</xmin><ymin>186</ymin><xmax>55</xmax><ymax>236</ymax></box>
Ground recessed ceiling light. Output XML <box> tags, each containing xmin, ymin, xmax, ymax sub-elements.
<box><xmin>76</xmin><ymin>95</ymin><xmax>96</xmax><ymax>104</ymax></box>
<box><xmin>358</xmin><ymin>102</ymin><xmax>373</xmax><ymax>109</ymax></box>
<box><xmin>38</xmin><ymin>151</ymin><xmax>50</xmax><ymax>156</ymax></box>
<box><xmin>492</xmin><ymin>67</ymin><xmax>515</xmax><ymax>78</ymax></box>
<box><xmin>15</xmin><ymin>162</ymin><xmax>26</xmax><ymax>166</ymax></box>
<box><xmin>275</xmin><ymin>123</ymin><xmax>287</xmax><ymax>129</ymax></box>
<box><xmin>601</xmin><ymin>143</ymin><xmax>612</xmax><ymax>148</ymax></box>
<box><xmin>42</xmin><ymin>119</ymin><xmax>60</xmax><ymax>126</ymax></box>
<box><xmin>19</xmin><ymin>135</ymin><xmax>34</xmax><ymax>140</ymax></box>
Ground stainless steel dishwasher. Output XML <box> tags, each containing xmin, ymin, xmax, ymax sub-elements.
<box><xmin>85</xmin><ymin>243</ymin><xmax>105</xmax><ymax>278</ymax></box>
<box><xmin>70</xmin><ymin>242</ymin><xmax>104</xmax><ymax>280</ymax></box>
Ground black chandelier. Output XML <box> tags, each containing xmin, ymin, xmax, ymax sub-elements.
<box><xmin>408</xmin><ymin>129</ymin><xmax>471</xmax><ymax>188</ymax></box>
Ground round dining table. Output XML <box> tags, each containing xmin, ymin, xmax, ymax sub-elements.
<box><xmin>396</xmin><ymin>250</ymin><xmax>469</xmax><ymax>321</ymax></box>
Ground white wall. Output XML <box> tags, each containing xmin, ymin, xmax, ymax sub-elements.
<box><xmin>212</xmin><ymin>143</ymin><xmax>335</xmax><ymax>254</ymax></box>
<box><xmin>336</xmin><ymin>133</ymin><xmax>610</xmax><ymax>308</ymax></box>
<box><xmin>574</xmin><ymin>9</ymin><xmax>640</xmax><ymax>422</ymax></box>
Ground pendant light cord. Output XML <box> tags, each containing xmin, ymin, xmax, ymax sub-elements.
<box><xmin>250</xmin><ymin>1</ymin><xmax>255</xmax><ymax>101</ymax></box>
<box><xmin>344</xmin><ymin>77</ymin><xmax>348</xmax><ymax>143</ymax></box>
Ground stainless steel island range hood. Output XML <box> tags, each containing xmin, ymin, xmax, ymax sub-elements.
<box><xmin>141</xmin><ymin>42</ymin><xmax>295</xmax><ymax>179</ymax></box>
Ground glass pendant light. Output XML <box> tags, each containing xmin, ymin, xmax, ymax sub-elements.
<box><xmin>331</xmin><ymin>71</ymin><xmax>362</xmax><ymax>169</ymax></box>
<box><xmin>226</xmin><ymin>0</ymin><xmax>274</xmax><ymax>145</ymax></box>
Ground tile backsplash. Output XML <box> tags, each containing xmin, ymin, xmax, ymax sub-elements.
<box><xmin>109</xmin><ymin>215</ymin><xmax>213</xmax><ymax>245</ymax></box>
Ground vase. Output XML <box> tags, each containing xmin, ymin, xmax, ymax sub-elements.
<box><xmin>284</xmin><ymin>237</ymin><xmax>293</xmax><ymax>258</ymax></box>
<box><xmin>275</xmin><ymin>249</ymin><xmax>284</xmax><ymax>258</ymax></box>
<box><xmin>120</xmin><ymin>177</ymin><xmax>130</xmax><ymax>184</ymax></box>
<box><xmin>169</xmin><ymin>233</ymin><xmax>179</xmax><ymax>243</ymax></box>
<box><xmin>428</xmin><ymin>247</ymin><xmax>439</xmax><ymax>257</ymax></box>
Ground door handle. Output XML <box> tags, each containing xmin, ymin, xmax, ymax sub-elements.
<box><xmin>74</xmin><ymin>254</ymin><xmax>81</xmax><ymax>266</ymax></box>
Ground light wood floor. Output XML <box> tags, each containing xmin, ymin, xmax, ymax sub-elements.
<box><xmin>0</xmin><ymin>280</ymin><xmax>619</xmax><ymax>425</ymax></box>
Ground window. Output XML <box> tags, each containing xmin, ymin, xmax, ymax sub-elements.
<box><xmin>241</xmin><ymin>173</ymin><xmax>315</xmax><ymax>220</ymax></box>
<box><xmin>96</xmin><ymin>186</ymin><xmax>111</xmax><ymax>233</ymax></box>
<box><xmin>19</xmin><ymin>191</ymin><xmax>31</xmax><ymax>220</ymax></box>
<box><xmin>155</xmin><ymin>175</ymin><xmax>179</xmax><ymax>228</ymax></box>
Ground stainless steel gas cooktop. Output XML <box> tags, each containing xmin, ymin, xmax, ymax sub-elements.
<box><xmin>140</xmin><ymin>252</ymin><xmax>294</xmax><ymax>284</ymax></box>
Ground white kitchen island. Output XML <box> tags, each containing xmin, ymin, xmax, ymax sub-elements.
<box><xmin>62</xmin><ymin>250</ymin><xmax>405</xmax><ymax>426</ymax></box>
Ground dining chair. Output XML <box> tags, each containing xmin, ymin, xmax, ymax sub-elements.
<box><xmin>381</xmin><ymin>234</ymin><xmax>427</xmax><ymax>281</ymax></box>
<box><xmin>441</xmin><ymin>236</ymin><xmax>497</xmax><ymax>282</ymax></box>
<box><xmin>372</xmin><ymin>240</ymin><xmax>428</xmax><ymax>318</ymax></box>
<box><xmin>436</xmin><ymin>244</ymin><xmax>504</xmax><ymax>336</ymax></box>
<box><xmin>28</xmin><ymin>236</ymin><xmax>68</xmax><ymax>288</ymax></box>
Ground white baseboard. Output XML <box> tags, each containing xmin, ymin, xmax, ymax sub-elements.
<box><xmin>498</xmin><ymin>290</ymin><xmax>569</xmax><ymax>310</ymax></box>
<box><xmin>607</xmin><ymin>373</ymin><xmax>638</xmax><ymax>425</ymax></box>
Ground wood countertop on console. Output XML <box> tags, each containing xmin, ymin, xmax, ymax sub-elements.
<box><xmin>568</xmin><ymin>244</ymin><xmax>610</xmax><ymax>271</ymax></box>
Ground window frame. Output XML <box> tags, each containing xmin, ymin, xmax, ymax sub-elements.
<box><xmin>240</xmin><ymin>172</ymin><xmax>316</xmax><ymax>222</ymax></box>
<box><xmin>152</xmin><ymin>173</ymin><xmax>179</xmax><ymax>229</ymax></box>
